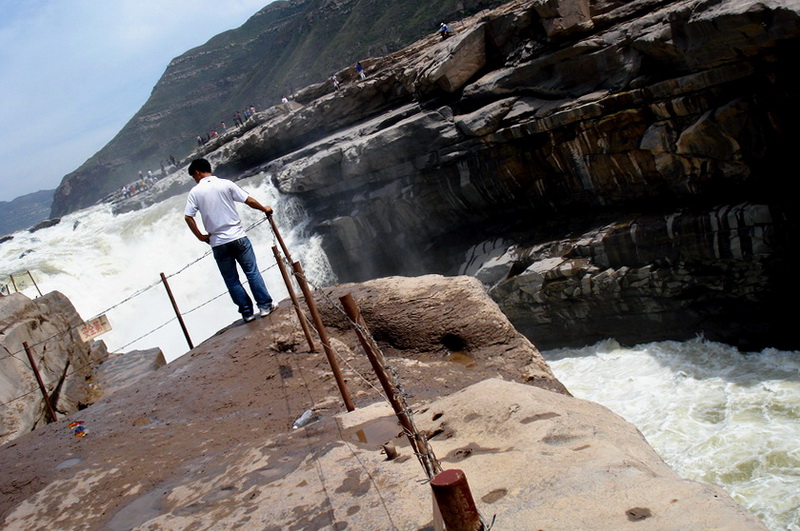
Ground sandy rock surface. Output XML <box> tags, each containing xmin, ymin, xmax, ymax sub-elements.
<box><xmin>0</xmin><ymin>275</ymin><xmax>762</xmax><ymax>529</ymax></box>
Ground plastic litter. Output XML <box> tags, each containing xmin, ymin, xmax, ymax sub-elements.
<box><xmin>292</xmin><ymin>409</ymin><xmax>315</xmax><ymax>429</ymax></box>
<box><xmin>68</xmin><ymin>421</ymin><xmax>87</xmax><ymax>437</ymax></box>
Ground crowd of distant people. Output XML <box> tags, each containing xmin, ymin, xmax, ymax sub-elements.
<box><xmin>187</xmin><ymin>21</ymin><xmax>445</xmax><ymax>153</ymax></box>
<box><xmin>190</xmin><ymin>22</ymin><xmax>452</xmax><ymax>153</ymax></box>
<box><xmin>116</xmin><ymin>155</ymin><xmax>180</xmax><ymax>201</ymax></box>
<box><xmin>196</xmin><ymin>105</ymin><xmax>258</xmax><ymax>146</ymax></box>
<box><xmin>190</xmin><ymin>54</ymin><xmax>387</xmax><ymax>144</ymax></box>
<box><xmin>119</xmin><ymin>170</ymin><xmax>159</xmax><ymax>199</ymax></box>
<box><xmin>109</xmin><ymin>20</ymin><xmax>458</xmax><ymax>209</ymax></box>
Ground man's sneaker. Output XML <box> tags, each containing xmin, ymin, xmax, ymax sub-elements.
<box><xmin>243</xmin><ymin>314</ymin><xmax>257</xmax><ymax>323</ymax></box>
<box><xmin>259</xmin><ymin>303</ymin><xmax>276</xmax><ymax>317</ymax></box>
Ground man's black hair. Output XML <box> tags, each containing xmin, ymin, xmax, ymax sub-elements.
<box><xmin>188</xmin><ymin>158</ymin><xmax>212</xmax><ymax>176</ymax></box>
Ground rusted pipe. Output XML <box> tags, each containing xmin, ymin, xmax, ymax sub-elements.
<box><xmin>292</xmin><ymin>261</ymin><xmax>354</xmax><ymax>411</ymax></box>
<box><xmin>267</xmin><ymin>214</ymin><xmax>294</xmax><ymax>264</ymax></box>
<box><xmin>340</xmin><ymin>292</ymin><xmax>442</xmax><ymax>479</ymax></box>
<box><xmin>272</xmin><ymin>246</ymin><xmax>316</xmax><ymax>352</ymax></box>
<box><xmin>430</xmin><ymin>469</ymin><xmax>484</xmax><ymax>531</ymax></box>
<box><xmin>23</xmin><ymin>342</ymin><xmax>58</xmax><ymax>423</ymax></box>
<box><xmin>160</xmin><ymin>272</ymin><xmax>194</xmax><ymax>350</ymax></box>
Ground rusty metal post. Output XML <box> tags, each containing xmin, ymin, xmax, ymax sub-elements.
<box><xmin>272</xmin><ymin>246</ymin><xmax>316</xmax><ymax>352</ymax></box>
<box><xmin>27</xmin><ymin>271</ymin><xmax>43</xmax><ymax>297</ymax></box>
<box><xmin>430</xmin><ymin>469</ymin><xmax>484</xmax><ymax>531</ymax></box>
<box><xmin>160</xmin><ymin>272</ymin><xmax>194</xmax><ymax>350</ymax></box>
<box><xmin>340</xmin><ymin>292</ymin><xmax>442</xmax><ymax>479</ymax></box>
<box><xmin>22</xmin><ymin>342</ymin><xmax>58</xmax><ymax>423</ymax></box>
<box><xmin>267</xmin><ymin>214</ymin><xmax>295</xmax><ymax>264</ymax></box>
<box><xmin>292</xmin><ymin>261</ymin><xmax>354</xmax><ymax>411</ymax></box>
<box><xmin>10</xmin><ymin>274</ymin><xmax>18</xmax><ymax>293</ymax></box>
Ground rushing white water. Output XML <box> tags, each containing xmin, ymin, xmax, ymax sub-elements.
<box><xmin>0</xmin><ymin>172</ymin><xmax>335</xmax><ymax>362</ymax></box>
<box><xmin>3</xmin><ymin>173</ymin><xmax>798</xmax><ymax>529</ymax></box>
<box><xmin>544</xmin><ymin>339</ymin><xmax>800</xmax><ymax>531</ymax></box>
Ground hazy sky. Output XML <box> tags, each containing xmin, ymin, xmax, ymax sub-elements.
<box><xmin>0</xmin><ymin>0</ymin><xmax>272</xmax><ymax>203</ymax></box>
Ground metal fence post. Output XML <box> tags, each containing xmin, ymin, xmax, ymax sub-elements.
<box><xmin>272</xmin><ymin>246</ymin><xmax>316</xmax><ymax>352</ymax></box>
<box><xmin>430</xmin><ymin>469</ymin><xmax>484</xmax><ymax>531</ymax></box>
<box><xmin>339</xmin><ymin>292</ymin><xmax>442</xmax><ymax>479</ymax></box>
<box><xmin>292</xmin><ymin>261</ymin><xmax>354</xmax><ymax>412</ymax></box>
<box><xmin>27</xmin><ymin>270</ymin><xmax>43</xmax><ymax>297</ymax></box>
<box><xmin>160</xmin><ymin>272</ymin><xmax>194</xmax><ymax>350</ymax></box>
<box><xmin>22</xmin><ymin>342</ymin><xmax>58</xmax><ymax>423</ymax></box>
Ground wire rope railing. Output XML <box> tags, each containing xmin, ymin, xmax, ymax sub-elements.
<box><xmin>0</xmin><ymin>216</ymin><xmax>275</xmax><ymax>410</ymax></box>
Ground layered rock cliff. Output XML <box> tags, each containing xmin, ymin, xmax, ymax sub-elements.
<box><xmin>175</xmin><ymin>0</ymin><xmax>798</xmax><ymax>351</ymax></box>
<box><xmin>49</xmin><ymin>0</ymin><xmax>508</xmax><ymax>216</ymax></box>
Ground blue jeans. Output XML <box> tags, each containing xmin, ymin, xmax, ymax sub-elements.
<box><xmin>212</xmin><ymin>237</ymin><xmax>272</xmax><ymax>317</ymax></box>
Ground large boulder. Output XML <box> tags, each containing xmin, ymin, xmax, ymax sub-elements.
<box><xmin>0</xmin><ymin>292</ymin><xmax>106</xmax><ymax>445</ymax></box>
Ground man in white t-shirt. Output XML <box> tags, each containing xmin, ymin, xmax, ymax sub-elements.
<box><xmin>184</xmin><ymin>158</ymin><xmax>275</xmax><ymax>322</ymax></box>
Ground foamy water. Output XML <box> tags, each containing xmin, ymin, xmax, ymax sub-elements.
<box><xmin>544</xmin><ymin>339</ymin><xmax>800</xmax><ymax>530</ymax></box>
<box><xmin>0</xmin><ymin>172</ymin><xmax>335</xmax><ymax>362</ymax></box>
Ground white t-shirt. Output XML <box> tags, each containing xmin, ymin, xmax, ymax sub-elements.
<box><xmin>184</xmin><ymin>175</ymin><xmax>250</xmax><ymax>247</ymax></box>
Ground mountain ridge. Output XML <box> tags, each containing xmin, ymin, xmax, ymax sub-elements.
<box><xmin>0</xmin><ymin>189</ymin><xmax>54</xmax><ymax>238</ymax></box>
<box><xmin>50</xmin><ymin>0</ymin><xmax>507</xmax><ymax>216</ymax></box>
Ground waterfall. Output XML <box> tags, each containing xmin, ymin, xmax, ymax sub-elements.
<box><xmin>0</xmin><ymin>171</ymin><xmax>334</xmax><ymax>362</ymax></box>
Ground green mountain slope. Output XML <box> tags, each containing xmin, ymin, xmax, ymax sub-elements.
<box><xmin>0</xmin><ymin>189</ymin><xmax>55</xmax><ymax>238</ymax></box>
<box><xmin>51</xmin><ymin>0</ymin><xmax>506</xmax><ymax>216</ymax></box>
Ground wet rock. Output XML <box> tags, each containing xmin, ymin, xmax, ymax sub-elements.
<box><xmin>28</xmin><ymin>218</ymin><xmax>60</xmax><ymax>233</ymax></box>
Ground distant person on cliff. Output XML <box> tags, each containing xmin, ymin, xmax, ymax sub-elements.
<box><xmin>355</xmin><ymin>62</ymin><xmax>366</xmax><ymax>80</ymax></box>
<box><xmin>439</xmin><ymin>22</ymin><xmax>451</xmax><ymax>40</ymax></box>
<box><xmin>331</xmin><ymin>74</ymin><xmax>340</xmax><ymax>91</ymax></box>
<box><xmin>184</xmin><ymin>158</ymin><xmax>276</xmax><ymax>322</ymax></box>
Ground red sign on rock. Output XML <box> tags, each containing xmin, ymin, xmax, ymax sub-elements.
<box><xmin>77</xmin><ymin>315</ymin><xmax>112</xmax><ymax>342</ymax></box>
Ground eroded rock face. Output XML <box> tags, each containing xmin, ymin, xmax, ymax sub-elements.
<box><xmin>482</xmin><ymin>203</ymin><xmax>789</xmax><ymax>349</ymax></box>
<box><xmin>0</xmin><ymin>292</ymin><xmax>106</xmax><ymax>445</ymax></box>
<box><xmin>124</xmin><ymin>0</ymin><xmax>798</xmax><ymax>350</ymax></box>
<box><xmin>214</xmin><ymin>0</ymin><xmax>796</xmax><ymax>350</ymax></box>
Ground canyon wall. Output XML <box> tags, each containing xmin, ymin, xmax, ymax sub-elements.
<box><xmin>50</xmin><ymin>0</ymin><xmax>508</xmax><ymax>216</ymax></box>
<box><xmin>83</xmin><ymin>0</ymin><xmax>799</xmax><ymax>352</ymax></box>
<box><xmin>194</xmin><ymin>0</ymin><xmax>797</xmax><ymax>350</ymax></box>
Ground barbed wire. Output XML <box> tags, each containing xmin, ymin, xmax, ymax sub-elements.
<box><xmin>293</xmin><ymin>273</ymin><xmax>495</xmax><ymax>528</ymax></box>
<box><xmin>281</xmin><ymin>252</ymin><xmax>444</xmax><ymax>475</ymax></box>
<box><xmin>0</xmin><ymin>277</ymin><xmax>279</xmax><ymax>413</ymax></box>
